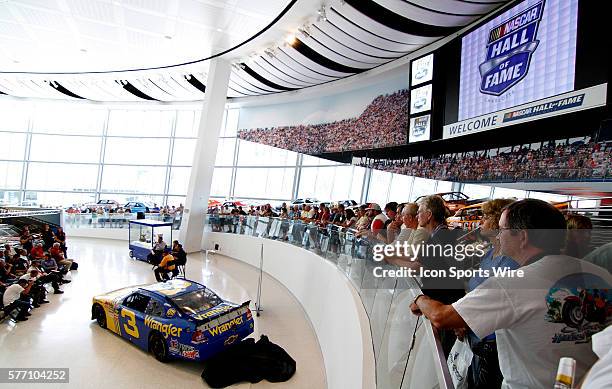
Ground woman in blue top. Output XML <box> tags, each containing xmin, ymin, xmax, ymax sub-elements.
<box><xmin>464</xmin><ymin>198</ymin><xmax>519</xmax><ymax>389</ymax></box>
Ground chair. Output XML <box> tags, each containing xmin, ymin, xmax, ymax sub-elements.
<box><xmin>175</xmin><ymin>265</ymin><xmax>186</xmax><ymax>279</ymax></box>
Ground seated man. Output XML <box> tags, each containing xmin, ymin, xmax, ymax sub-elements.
<box><xmin>30</xmin><ymin>243</ymin><xmax>45</xmax><ymax>260</ymax></box>
<box><xmin>172</xmin><ymin>243</ymin><xmax>187</xmax><ymax>267</ymax></box>
<box><xmin>148</xmin><ymin>236</ymin><xmax>167</xmax><ymax>265</ymax></box>
<box><xmin>49</xmin><ymin>243</ymin><xmax>73</xmax><ymax>272</ymax></box>
<box><xmin>2</xmin><ymin>278</ymin><xmax>34</xmax><ymax>321</ymax></box>
<box><xmin>154</xmin><ymin>248</ymin><xmax>176</xmax><ymax>282</ymax></box>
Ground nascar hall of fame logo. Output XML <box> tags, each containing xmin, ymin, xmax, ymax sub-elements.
<box><xmin>412</xmin><ymin>116</ymin><xmax>429</xmax><ymax>138</ymax></box>
<box><xmin>479</xmin><ymin>1</ymin><xmax>545</xmax><ymax>96</ymax></box>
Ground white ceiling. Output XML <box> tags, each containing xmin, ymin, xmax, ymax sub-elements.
<box><xmin>0</xmin><ymin>0</ymin><xmax>292</xmax><ymax>73</ymax></box>
<box><xmin>0</xmin><ymin>0</ymin><xmax>510</xmax><ymax>101</ymax></box>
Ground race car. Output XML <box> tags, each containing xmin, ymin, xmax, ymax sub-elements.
<box><xmin>447</xmin><ymin>202</ymin><xmax>485</xmax><ymax>231</ymax></box>
<box><xmin>91</xmin><ymin>279</ymin><xmax>254</xmax><ymax>362</ymax></box>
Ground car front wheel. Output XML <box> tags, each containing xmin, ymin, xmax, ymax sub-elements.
<box><xmin>93</xmin><ymin>304</ymin><xmax>106</xmax><ymax>328</ymax></box>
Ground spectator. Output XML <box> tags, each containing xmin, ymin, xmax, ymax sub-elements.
<box><xmin>582</xmin><ymin>242</ymin><xmax>612</xmax><ymax>274</ymax></box>
<box><xmin>54</xmin><ymin>226</ymin><xmax>67</xmax><ymax>257</ymax></box>
<box><xmin>355</xmin><ymin>206</ymin><xmax>371</xmax><ymax>231</ymax></box>
<box><xmin>148</xmin><ymin>236</ymin><xmax>167</xmax><ymax>265</ymax></box>
<box><xmin>383</xmin><ymin>203</ymin><xmax>430</xmax><ymax>266</ymax></box>
<box><xmin>343</xmin><ymin>209</ymin><xmax>358</xmax><ymax>229</ymax></box>
<box><xmin>173</xmin><ymin>243</ymin><xmax>187</xmax><ymax>267</ymax></box>
<box><xmin>356</xmin><ymin>203</ymin><xmax>388</xmax><ymax>242</ymax></box>
<box><xmin>49</xmin><ymin>243</ymin><xmax>73</xmax><ymax>272</ymax></box>
<box><xmin>410</xmin><ymin>199</ymin><xmax>611</xmax><ymax>388</ymax></box>
<box><xmin>19</xmin><ymin>226</ymin><xmax>33</xmax><ymax>253</ymax></box>
<box><xmin>2</xmin><ymin>278</ymin><xmax>34</xmax><ymax>321</ymax></box>
<box><xmin>41</xmin><ymin>224</ymin><xmax>55</xmax><ymax>251</ymax></box>
<box><xmin>565</xmin><ymin>214</ymin><xmax>593</xmax><ymax>258</ymax></box>
<box><xmin>30</xmin><ymin>243</ymin><xmax>45</xmax><ymax>260</ymax></box>
<box><xmin>155</xmin><ymin>248</ymin><xmax>176</xmax><ymax>282</ymax></box>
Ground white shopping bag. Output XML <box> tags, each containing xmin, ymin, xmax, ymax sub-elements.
<box><xmin>447</xmin><ymin>338</ymin><xmax>473</xmax><ymax>389</ymax></box>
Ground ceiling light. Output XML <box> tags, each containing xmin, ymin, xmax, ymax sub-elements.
<box><xmin>216</xmin><ymin>28</ymin><xmax>223</xmax><ymax>32</ymax></box>
<box><xmin>264</xmin><ymin>48</ymin><xmax>276</xmax><ymax>59</ymax></box>
<box><xmin>164</xmin><ymin>35</ymin><xmax>172</xmax><ymax>40</ymax></box>
<box><xmin>285</xmin><ymin>34</ymin><xmax>297</xmax><ymax>46</ymax></box>
<box><xmin>13</xmin><ymin>60</ymin><xmax>20</xmax><ymax>64</ymax></box>
<box><xmin>80</xmin><ymin>48</ymin><xmax>87</xmax><ymax>53</ymax></box>
<box><xmin>298</xmin><ymin>26</ymin><xmax>310</xmax><ymax>39</ymax></box>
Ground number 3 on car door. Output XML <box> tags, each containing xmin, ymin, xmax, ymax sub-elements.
<box><xmin>121</xmin><ymin>308</ymin><xmax>140</xmax><ymax>338</ymax></box>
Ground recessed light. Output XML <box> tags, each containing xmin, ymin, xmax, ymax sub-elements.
<box><xmin>164</xmin><ymin>35</ymin><xmax>172</xmax><ymax>40</ymax></box>
<box><xmin>216</xmin><ymin>28</ymin><xmax>223</xmax><ymax>32</ymax></box>
<box><xmin>285</xmin><ymin>34</ymin><xmax>296</xmax><ymax>45</ymax></box>
<box><xmin>80</xmin><ymin>48</ymin><xmax>88</xmax><ymax>53</ymax></box>
<box><xmin>13</xmin><ymin>60</ymin><xmax>20</xmax><ymax>63</ymax></box>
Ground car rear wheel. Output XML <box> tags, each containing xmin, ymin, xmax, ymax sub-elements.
<box><xmin>93</xmin><ymin>304</ymin><xmax>106</xmax><ymax>328</ymax></box>
<box><xmin>149</xmin><ymin>332</ymin><xmax>169</xmax><ymax>362</ymax></box>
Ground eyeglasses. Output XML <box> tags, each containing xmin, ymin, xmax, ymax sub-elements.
<box><xmin>496</xmin><ymin>226</ymin><xmax>513</xmax><ymax>236</ymax></box>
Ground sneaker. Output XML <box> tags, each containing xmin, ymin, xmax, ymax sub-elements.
<box><xmin>25</xmin><ymin>312</ymin><xmax>32</xmax><ymax>317</ymax></box>
<box><xmin>40</xmin><ymin>300</ymin><xmax>50</xmax><ymax>304</ymax></box>
<box><xmin>62</xmin><ymin>280</ymin><xmax>71</xmax><ymax>284</ymax></box>
<box><xmin>54</xmin><ymin>290</ymin><xmax>64</xmax><ymax>294</ymax></box>
<box><xmin>33</xmin><ymin>304</ymin><xmax>41</xmax><ymax>308</ymax></box>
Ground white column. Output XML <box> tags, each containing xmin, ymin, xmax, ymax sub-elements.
<box><xmin>179</xmin><ymin>58</ymin><xmax>231</xmax><ymax>253</ymax></box>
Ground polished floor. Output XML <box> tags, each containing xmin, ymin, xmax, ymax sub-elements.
<box><xmin>0</xmin><ymin>238</ymin><xmax>326</xmax><ymax>389</ymax></box>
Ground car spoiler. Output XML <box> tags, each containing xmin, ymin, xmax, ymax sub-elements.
<box><xmin>193</xmin><ymin>300</ymin><xmax>251</xmax><ymax>326</ymax></box>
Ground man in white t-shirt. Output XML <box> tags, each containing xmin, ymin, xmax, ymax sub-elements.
<box><xmin>410</xmin><ymin>199</ymin><xmax>611</xmax><ymax>389</ymax></box>
<box><xmin>581</xmin><ymin>324</ymin><xmax>612</xmax><ymax>388</ymax></box>
<box><xmin>3</xmin><ymin>278</ymin><xmax>33</xmax><ymax>321</ymax></box>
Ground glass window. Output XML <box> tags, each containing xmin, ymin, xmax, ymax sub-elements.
<box><xmin>330</xmin><ymin>165</ymin><xmax>364</xmax><ymax>201</ymax></box>
<box><xmin>462</xmin><ymin>183</ymin><xmax>492</xmax><ymax>200</ymax></box>
<box><xmin>0</xmin><ymin>190</ymin><xmax>21</xmax><ymax>205</ymax></box>
<box><xmin>107</xmin><ymin>110</ymin><xmax>173</xmax><ymax>137</ymax></box>
<box><xmin>234</xmin><ymin>167</ymin><xmax>293</xmax><ymax>199</ymax></box>
<box><xmin>436</xmin><ymin>180</ymin><xmax>454</xmax><ymax>193</ymax></box>
<box><xmin>175</xmin><ymin>110</ymin><xmax>198</xmax><ymax>137</ymax></box>
<box><xmin>168</xmin><ymin>167</ymin><xmax>191</xmax><ymax>196</ymax></box>
<box><xmin>388</xmin><ymin>174</ymin><xmax>413</xmax><ymax>203</ymax></box>
<box><xmin>0</xmin><ymin>161</ymin><xmax>23</xmax><ymax>189</ymax></box>
<box><xmin>223</xmin><ymin>109</ymin><xmax>239</xmax><ymax>137</ymax></box>
<box><xmin>410</xmin><ymin>177</ymin><xmax>437</xmax><ymax>201</ymax></box>
<box><xmin>32</xmin><ymin>105</ymin><xmax>105</xmax><ymax>135</ymax></box>
<box><xmin>29</xmin><ymin>134</ymin><xmax>102</xmax><ymax>163</ymax></box>
<box><xmin>166</xmin><ymin>195</ymin><xmax>186</xmax><ymax>207</ymax></box>
<box><xmin>367</xmin><ymin>169</ymin><xmax>392</xmax><ymax>205</ymax></box>
<box><xmin>0</xmin><ymin>102</ymin><xmax>29</xmax><ymax>131</ymax></box>
<box><xmin>492</xmin><ymin>187</ymin><xmax>527</xmax><ymax>200</ymax></box>
<box><xmin>215</xmin><ymin>138</ymin><xmax>236</xmax><ymax>166</ymax></box>
<box><xmin>298</xmin><ymin>166</ymin><xmax>338</xmax><ymax>201</ymax></box>
<box><xmin>105</xmin><ymin>138</ymin><xmax>170</xmax><ymax>165</ymax></box>
<box><xmin>24</xmin><ymin>191</ymin><xmax>96</xmax><ymax>207</ymax></box>
<box><xmin>101</xmin><ymin>165</ymin><xmax>166</xmax><ymax>194</ymax></box>
<box><xmin>0</xmin><ymin>132</ymin><xmax>27</xmax><ymax>160</ymax></box>
<box><xmin>26</xmin><ymin>163</ymin><xmax>98</xmax><ymax>191</ymax></box>
<box><xmin>99</xmin><ymin>193</ymin><xmax>164</xmax><ymax>205</ymax></box>
<box><xmin>211</xmin><ymin>167</ymin><xmax>232</xmax><ymax>197</ymax></box>
<box><xmin>237</xmin><ymin>140</ymin><xmax>297</xmax><ymax>166</ymax></box>
<box><xmin>172</xmin><ymin>139</ymin><xmax>196</xmax><ymax>166</ymax></box>
<box><xmin>528</xmin><ymin>191</ymin><xmax>569</xmax><ymax>203</ymax></box>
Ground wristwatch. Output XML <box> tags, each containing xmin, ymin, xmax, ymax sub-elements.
<box><xmin>413</xmin><ymin>294</ymin><xmax>425</xmax><ymax>305</ymax></box>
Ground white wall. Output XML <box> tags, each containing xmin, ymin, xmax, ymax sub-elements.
<box><xmin>203</xmin><ymin>232</ymin><xmax>376</xmax><ymax>389</ymax></box>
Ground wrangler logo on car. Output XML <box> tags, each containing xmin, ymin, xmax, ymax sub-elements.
<box><xmin>208</xmin><ymin>317</ymin><xmax>243</xmax><ymax>337</ymax></box>
<box><xmin>144</xmin><ymin>315</ymin><xmax>183</xmax><ymax>338</ymax></box>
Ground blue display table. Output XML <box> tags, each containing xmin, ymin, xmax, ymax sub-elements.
<box><xmin>128</xmin><ymin>219</ymin><xmax>173</xmax><ymax>262</ymax></box>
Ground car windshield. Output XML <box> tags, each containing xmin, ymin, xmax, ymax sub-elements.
<box><xmin>170</xmin><ymin>289</ymin><xmax>224</xmax><ymax>315</ymax></box>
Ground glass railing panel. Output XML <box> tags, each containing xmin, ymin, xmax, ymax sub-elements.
<box><xmin>369</xmin><ymin>277</ymin><xmax>398</xmax><ymax>358</ymax></box>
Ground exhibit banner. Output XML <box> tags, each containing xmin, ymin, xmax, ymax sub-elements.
<box><xmin>443</xmin><ymin>83</ymin><xmax>607</xmax><ymax>139</ymax></box>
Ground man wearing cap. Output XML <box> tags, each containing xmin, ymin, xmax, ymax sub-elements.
<box><xmin>154</xmin><ymin>248</ymin><xmax>176</xmax><ymax>282</ymax></box>
<box><xmin>356</xmin><ymin>203</ymin><xmax>388</xmax><ymax>242</ymax></box>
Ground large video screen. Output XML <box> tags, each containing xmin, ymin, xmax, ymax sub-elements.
<box><xmin>458</xmin><ymin>0</ymin><xmax>578</xmax><ymax>121</ymax></box>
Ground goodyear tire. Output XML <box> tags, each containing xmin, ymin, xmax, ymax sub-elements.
<box><xmin>149</xmin><ymin>332</ymin><xmax>169</xmax><ymax>363</ymax></box>
<box><xmin>94</xmin><ymin>304</ymin><xmax>106</xmax><ymax>328</ymax></box>
<box><xmin>129</xmin><ymin>250</ymin><xmax>134</xmax><ymax>259</ymax></box>
<box><xmin>562</xmin><ymin>300</ymin><xmax>584</xmax><ymax>328</ymax></box>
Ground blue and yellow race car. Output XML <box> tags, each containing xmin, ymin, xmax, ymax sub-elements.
<box><xmin>91</xmin><ymin>279</ymin><xmax>254</xmax><ymax>362</ymax></box>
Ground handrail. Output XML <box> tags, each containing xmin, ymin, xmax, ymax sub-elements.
<box><xmin>0</xmin><ymin>210</ymin><xmax>61</xmax><ymax>218</ymax></box>
<box><xmin>206</xmin><ymin>214</ymin><xmax>454</xmax><ymax>389</ymax></box>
